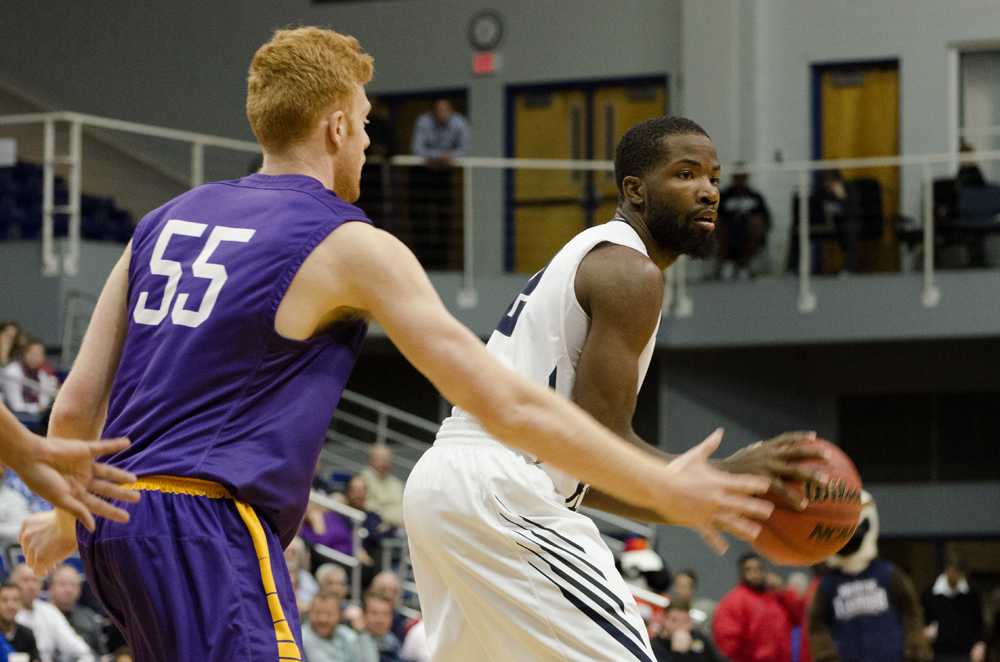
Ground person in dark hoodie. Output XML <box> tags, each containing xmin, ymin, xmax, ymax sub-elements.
<box><xmin>923</xmin><ymin>555</ymin><xmax>986</xmax><ymax>662</ymax></box>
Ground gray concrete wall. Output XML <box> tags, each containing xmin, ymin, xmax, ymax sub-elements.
<box><xmin>1</xmin><ymin>0</ymin><xmax>681</xmax><ymax>275</ymax></box>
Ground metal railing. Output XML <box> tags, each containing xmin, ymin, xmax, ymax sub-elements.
<box><xmin>6</xmin><ymin>110</ymin><xmax>1000</xmax><ymax>317</ymax></box>
<box><xmin>0</xmin><ymin>111</ymin><xmax>258</xmax><ymax>276</ymax></box>
<box><xmin>307</xmin><ymin>489</ymin><xmax>366</xmax><ymax>603</ymax></box>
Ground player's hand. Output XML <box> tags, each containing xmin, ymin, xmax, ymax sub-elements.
<box><xmin>654</xmin><ymin>429</ymin><xmax>774</xmax><ymax>555</ymax></box>
<box><xmin>716</xmin><ymin>431</ymin><xmax>828</xmax><ymax>510</ymax></box>
<box><xmin>6</xmin><ymin>431</ymin><xmax>139</xmax><ymax>531</ymax></box>
<box><xmin>19</xmin><ymin>510</ymin><xmax>79</xmax><ymax>576</ymax></box>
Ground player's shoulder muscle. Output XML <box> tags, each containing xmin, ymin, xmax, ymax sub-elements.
<box><xmin>303</xmin><ymin>221</ymin><xmax>423</xmax><ymax>312</ymax></box>
<box><xmin>574</xmin><ymin>242</ymin><xmax>664</xmax><ymax>319</ymax></box>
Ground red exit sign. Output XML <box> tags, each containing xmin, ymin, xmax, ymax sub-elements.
<box><xmin>472</xmin><ymin>51</ymin><xmax>499</xmax><ymax>75</ymax></box>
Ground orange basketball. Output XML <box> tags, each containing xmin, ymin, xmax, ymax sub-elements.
<box><xmin>752</xmin><ymin>438</ymin><xmax>864</xmax><ymax>566</ymax></box>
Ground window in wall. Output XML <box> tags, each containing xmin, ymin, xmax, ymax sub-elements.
<box><xmin>960</xmin><ymin>50</ymin><xmax>1000</xmax><ymax>183</ymax></box>
<box><xmin>838</xmin><ymin>391</ymin><xmax>1000</xmax><ymax>482</ymax></box>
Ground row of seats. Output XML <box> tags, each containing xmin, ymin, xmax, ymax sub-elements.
<box><xmin>0</xmin><ymin>161</ymin><xmax>133</xmax><ymax>243</ymax></box>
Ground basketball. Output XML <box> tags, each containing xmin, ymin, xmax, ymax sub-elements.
<box><xmin>752</xmin><ymin>438</ymin><xmax>864</xmax><ymax>566</ymax></box>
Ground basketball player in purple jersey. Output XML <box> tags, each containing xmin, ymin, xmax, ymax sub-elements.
<box><xmin>20</xmin><ymin>28</ymin><xmax>777</xmax><ymax>661</ymax></box>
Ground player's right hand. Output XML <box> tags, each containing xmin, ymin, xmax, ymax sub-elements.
<box><xmin>654</xmin><ymin>428</ymin><xmax>774</xmax><ymax>555</ymax></box>
<box><xmin>20</xmin><ymin>510</ymin><xmax>79</xmax><ymax>576</ymax></box>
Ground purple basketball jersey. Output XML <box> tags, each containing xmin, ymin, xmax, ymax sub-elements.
<box><xmin>103</xmin><ymin>173</ymin><xmax>370</xmax><ymax>545</ymax></box>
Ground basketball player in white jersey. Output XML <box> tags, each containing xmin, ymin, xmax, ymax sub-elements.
<box><xmin>404</xmin><ymin>117</ymin><xmax>827</xmax><ymax>661</ymax></box>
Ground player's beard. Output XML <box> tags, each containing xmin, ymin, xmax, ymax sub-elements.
<box><xmin>333</xmin><ymin>160</ymin><xmax>362</xmax><ymax>203</ymax></box>
<box><xmin>646</xmin><ymin>202</ymin><xmax>717</xmax><ymax>259</ymax></box>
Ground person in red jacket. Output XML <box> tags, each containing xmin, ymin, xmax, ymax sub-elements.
<box><xmin>713</xmin><ymin>553</ymin><xmax>805</xmax><ymax>662</ymax></box>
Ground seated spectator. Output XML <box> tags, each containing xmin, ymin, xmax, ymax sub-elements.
<box><xmin>958</xmin><ymin>140</ymin><xmax>987</xmax><ymax>189</ymax></box>
<box><xmin>400</xmin><ymin>619</ymin><xmax>430</xmax><ymax>662</ymax></box>
<box><xmin>716</xmin><ymin>169</ymin><xmax>771</xmax><ymax>279</ymax></box>
<box><xmin>315</xmin><ymin>564</ymin><xmax>350</xmax><ymax>605</ymax></box>
<box><xmin>653</xmin><ymin>600</ymin><xmax>721</xmax><ymax>662</ymax></box>
<box><xmin>360</xmin><ymin>445</ymin><xmax>404</xmax><ymax>530</ymax></box>
<box><xmin>0</xmin><ymin>322</ymin><xmax>25</xmax><ymax>369</ymax></box>
<box><xmin>47</xmin><ymin>566</ymin><xmax>105</xmax><ymax>656</ymax></box>
<box><xmin>0</xmin><ymin>463</ymin><xmax>30</xmax><ymax>546</ymax></box>
<box><xmin>370</xmin><ymin>571</ymin><xmax>409</xmax><ymax>643</ymax></box>
<box><xmin>357</xmin><ymin>591</ymin><xmax>402</xmax><ymax>662</ymax></box>
<box><xmin>0</xmin><ymin>582</ymin><xmax>40</xmax><ymax>662</ymax></box>
<box><xmin>284</xmin><ymin>537</ymin><xmax>319</xmax><ymax>616</ymax></box>
<box><xmin>302</xmin><ymin>477</ymin><xmax>386</xmax><ymax>578</ymax></box>
<box><xmin>302</xmin><ymin>592</ymin><xmax>362</xmax><ymax>662</ymax></box>
<box><xmin>11</xmin><ymin>564</ymin><xmax>94</xmax><ymax>662</ymax></box>
<box><xmin>670</xmin><ymin>569</ymin><xmax>716</xmax><ymax>637</ymax></box>
<box><xmin>2</xmin><ymin>339</ymin><xmax>59</xmax><ymax>433</ymax></box>
<box><xmin>713</xmin><ymin>553</ymin><xmax>804</xmax><ymax>662</ymax></box>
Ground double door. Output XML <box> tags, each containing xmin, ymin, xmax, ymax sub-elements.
<box><xmin>509</xmin><ymin>78</ymin><xmax>667</xmax><ymax>273</ymax></box>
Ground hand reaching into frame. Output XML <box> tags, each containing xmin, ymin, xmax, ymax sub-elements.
<box><xmin>5</xmin><ymin>426</ymin><xmax>139</xmax><ymax>531</ymax></box>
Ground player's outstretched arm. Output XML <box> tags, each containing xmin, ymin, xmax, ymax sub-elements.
<box><xmin>570</xmin><ymin>245</ymin><xmax>824</xmax><ymax>521</ymax></box>
<box><xmin>21</xmin><ymin>246</ymin><xmax>141</xmax><ymax>575</ymax></box>
<box><xmin>319</xmin><ymin>223</ymin><xmax>774</xmax><ymax>552</ymax></box>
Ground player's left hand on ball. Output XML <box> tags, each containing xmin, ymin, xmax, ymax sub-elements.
<box><xmin>19</xmin><ymin>510</ymin><xmax>79</xmax><ymax>577</ymax></box>
<box><xmin>717</xmin><ymin>431</ymin><xmax>829</xmax><ymax>510</ymax></box>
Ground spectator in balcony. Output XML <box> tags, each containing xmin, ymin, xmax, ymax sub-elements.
<box><xmin>818</xmin><ymin>170</ymin><xmax>859</xmax><ymax>274</ymax></box>
<box><xmin>302</xmin><ymin>591</ymin><xmax>362</xmax><ymax>662</ymax></box>
<box><xmin>0</xmin><ymin>582</ymin><xmax>41</xmax><ymax>662</ymax></box>
<box><xmin>2</xmin><ymin>339</ymin><xmax>59</xmax><ymax>433</ymax></box>
<box><xmin>47</xmin><ymin>565</ymin><xmax>106</xmax><ymax>656</ymax></box>
<box><xmin>411</xmin><ymin>99</ymin><xmax>469</xmax><ymax>166</ymax></box>
<box><xmin>284</xmin><ymin>536</ymin><xmax>319</xmax><ymax>616</ymax></box>
<box><xmin>409</xmin><ymin>99</ymin><xmax>470</xmax><ymax>270</ymax></box>
<box><xmin>357</xmin><ymin>591</ymin><xmax>402</xmax><ymax>662</ymax></box>
<box><xmin>652</xmin><ymin>600</ymin><xmax>722</xmax><ymax>662</ymax></box>
<box><xmin>0</xmin><ymin>322</ymin><xmax>26</xmax><ymax>368</ymax></box>
<box><xmin>713</xmin><ymin>553</ymin><xmax>804</xmax><ymax>662</ymax></box>
<box><xmin>923</xmin><ymin>555</ymin><xmax>986</xmax><ymax>662</ymax></box>
<box><xmin>370</xmin><ymin>571</ymin><xmax>410</xmax><ymax>643</ymax></box>
<box><xmin>716</xmin><ymin>168</ymin><xmax>771</xmax><ymax>280</ymax></box>
<box><xmin>0</xmin><ymin>463</ymin><xmax>30</xmax><ymax>547</ymax></box>
<box><xmin>957</xmin><ymin>140</ymin><xmax>987</xmax><ymax>190</ymax></box>
<box><xmin>361</xmin><ymin>445</ymin><xmax>404</xmax><ymax>530</ymax></box>
<box><xmin>11</xmin><ymin>564</ymin><xmax>94</xmax><ymax>662</ymax></box>
<box><xmin>670</xmin><ymin>569</ymin><xmax>717</xmax><ymax>637</ymax></box>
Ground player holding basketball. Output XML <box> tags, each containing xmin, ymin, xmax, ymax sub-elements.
<box><xmin>19</xmin><ymin>29</ymin><xmax>776</xmax><ymax>661</ymax></box>
<box><xmin>404</xmin><ymin>117</ymin><xmax>827</xmax><ymax>661</ymax></box>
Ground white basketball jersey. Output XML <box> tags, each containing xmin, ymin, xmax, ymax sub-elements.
<box><xmin>437</xmin><ymin>219</ymin><xmax>661</xmax><ymax>507</ymax></box>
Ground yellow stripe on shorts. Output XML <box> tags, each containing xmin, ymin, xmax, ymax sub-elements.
<box><xmin>127</xmin><ymin>475</ymin><xmax>303</xmax><ymax>661</ymax></box>
<box><xmin>235</xmin><ymin>500</ymin><xmax>303</xmax><ymax>662</ymax></box>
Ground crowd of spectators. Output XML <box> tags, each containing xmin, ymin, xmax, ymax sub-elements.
<box><xmin>627</xmin><ymin>543</ymin><xmax>1000</xmax><ymax>662</ymax></box>
<box><xmin>292</xmin><ymin>443</ymin><xmax>429</xmax><ymax>662</ymax></box>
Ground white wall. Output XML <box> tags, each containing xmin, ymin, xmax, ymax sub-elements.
<box><xmin>683</xmin><ymin>0</ymin><xmax>1000</xmax><ymax>267</ymax></box>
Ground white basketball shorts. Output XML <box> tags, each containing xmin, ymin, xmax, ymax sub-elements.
<box><xmin>403</xmin><ymin>436</ymin><xmax>655</xmax><ymax>662</ymax></box>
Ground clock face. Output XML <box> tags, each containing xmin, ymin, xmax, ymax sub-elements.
<box><xmin>469</xmin><ymin>10</ymin><xmax>503</xmax><ymax>51</ymax></box>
